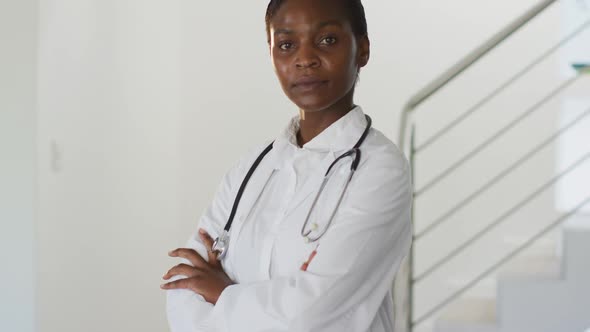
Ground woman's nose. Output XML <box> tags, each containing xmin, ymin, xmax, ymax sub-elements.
<box><xmin>295</xmin><ymin>44</ymin><xmax>320</xmax><ymax>69</ymax></box>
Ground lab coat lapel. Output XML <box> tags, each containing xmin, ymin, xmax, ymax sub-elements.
<box><xmin>234</xmin><ymin>155</ymin><xmax>278</xmax><ymax>228</ymax></box>
<box><xmin>282</xmin><ymin>151</ymin><xmax>336</xmax><ymax>219</ymax></box>
<box><xmin>281</xmin><ymin>109</ymin><xmax>367</xmax><ymax>219</ymax></box>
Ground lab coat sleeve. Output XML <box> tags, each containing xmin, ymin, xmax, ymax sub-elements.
<box><xmin>166</xmin><ymin>145</ymin><xmax>261</xmax><ymax>332</ymax></box>
<box><xmin>210</xmin><ymin>150</ymin><xmax>413</xmax><ymax>332</ymax></box>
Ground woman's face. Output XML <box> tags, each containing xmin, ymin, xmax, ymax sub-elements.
<box><xmin>269</xmin><ymin>0</ymin><xmax>369</xmax><ymax>113</ymax></box>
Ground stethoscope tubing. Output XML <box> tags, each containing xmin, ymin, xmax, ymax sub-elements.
<box><xmin>212</xmin><ymin>114</ymin><xmax>372</xmax><ymax>258</ymax></box>
<box><xmin>300</xmin><ymin>167</ymin><xmax>356</xmax><ymax>242</ymax></box>
<box><xmin>224</xmin><ymin>142</ymin><xmax>274</xmax><ymax>233</ymax></box>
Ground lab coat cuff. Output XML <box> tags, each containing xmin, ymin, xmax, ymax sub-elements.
<box><xmin>215</xmin><ymin>282</ymin><xmax>239</xmax><ymax>310</ymax></box>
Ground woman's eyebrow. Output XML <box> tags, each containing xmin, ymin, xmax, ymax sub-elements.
<box><xmin>274</xmin><ymin>20</ymin><xmax>343</xmax><ymax>37</ymax></box>
<box><xmin>274</xmin><ymin>28</ymin><xmax>293</xmax><ymax>36</ymax></box>
<box><xmin>316</xmin><ymin>20</ymin><xmax>343</xmax><ymax>29</ymax></box>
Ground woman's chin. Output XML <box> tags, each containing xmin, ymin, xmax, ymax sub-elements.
<box><xmin>290</xmin><ymin>97</ymin><xmax>335</xmax><ymax>114</ymax></box>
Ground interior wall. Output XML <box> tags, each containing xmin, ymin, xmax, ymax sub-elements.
<box><xmin>0</xmin><ymin>1</ymin><xmax>38</xmax><ymax>331</ymax></box>
<box><xmin>36</xmin><ymin>1</ymin><xmax>181</xmax><ymax>331</ymax></box>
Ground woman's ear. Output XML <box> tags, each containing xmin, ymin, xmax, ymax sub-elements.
<box><xmin>357</xmin><ymin>35</ymin><xmax>370</xmax><ymax>68</ymax></box>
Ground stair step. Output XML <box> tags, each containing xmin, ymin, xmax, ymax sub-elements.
<box><xmin>564</xmin><ymin>214</ymin><xmax>590</xmax><ymax>281</ymax></box>
<box><xmin>438</xmin><ymin>297</ymin><xmax>497</xmax><ymax>325</ymax></box>
<box><xmin>564</xmin><ymin>214</ymin><xmax>590</xmax><ymax>230</ymax></box>
<box><xmin>498</xmin><ymin>255</ymin><xmax>562</xmax><ymax>281</ymax></box>
<box><xmin>433</xmin><ymin>215</ymin><xmax>590</xmax><ymax>332</ymax></box>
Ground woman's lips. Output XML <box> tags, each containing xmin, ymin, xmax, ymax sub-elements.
<box><xmin>292</xmin><ymin>79</ymin><xmax>328</xmax><ymax>92</ymax></box>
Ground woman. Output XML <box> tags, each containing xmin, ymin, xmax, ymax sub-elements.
<box><xmin>161</xmin><ymin>0</ymin><xmax>412</xmax><ymax>331</ymax></box>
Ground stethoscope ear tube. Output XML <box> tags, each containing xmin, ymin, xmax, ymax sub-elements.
<box><xmin>212</xmin><ymin>142</ymin><xmax>274</xmax><ymax>260</ymax></box>
<box><xmin>224</xmin><ymin>142</ymin><xmax>275</xmax><ymax>232</ymax></box>
<box><xmin>351</xmin><ymin>148</ymin><xmax>361</xmax><ymax>171</ymax></box>
<box><xmin>324</xmin><ymin>147</ymin><xmax>361</xmax><ymax>177</ymax></box>
<box><xmin>301</xmin><ymin>169</ymin><xmax>356</xmax><ymax>243</ymax></box>
<box><xmin>354</xmin><ymin>115</ymin><xmax>371</xmax><ymax>149</ymax></box>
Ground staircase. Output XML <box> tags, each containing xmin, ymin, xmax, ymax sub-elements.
<box><xmin>394</xmin><ymin>1</ymin><xmax>590</xmax><ymax>331</ymax></box>
<box><xmin>435</xmin><ymin>216</ymin><xmax>590</xmax><ymax>332</ymax></box>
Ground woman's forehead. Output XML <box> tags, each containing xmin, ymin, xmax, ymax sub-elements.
<box><xmin>270</xmin><ymin>0</ymin><xmax>350</xmax><ymax>28</ymax></box>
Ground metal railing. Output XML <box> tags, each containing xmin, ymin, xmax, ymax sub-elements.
<box><xmin>414</xmin><ymin>193</ymin><xmax>590</xmax><ymax>326</ymax></box>
<box><xmin>397</xmin><ymin>1</ymin><xmax>590</xmax><ymax>330</ymax></box>
<box><xmin>398</xmin><ymin>0</ymin><xmax>559</xmax><ymax>149</ymax></box>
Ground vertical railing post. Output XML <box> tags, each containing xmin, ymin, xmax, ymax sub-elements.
<box><xmin>408</xmin><ymin>124</ymin><xmax>417</xmax><ymax>332</ymax></box>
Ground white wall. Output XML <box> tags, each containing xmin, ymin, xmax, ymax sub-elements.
<box><xmin>37</xmin><ymin>1</ymin><xmax>181</xmax><ymax>331</ymax></box>
<box><xmin>0</xmin><ymin>1</ymin><xmax>38</xmax><ymax>331</ymax></box>
<box><xmin>29</xmin><ymin>0</ymin><xmax>587</xmax><ymax>331</ymax></box>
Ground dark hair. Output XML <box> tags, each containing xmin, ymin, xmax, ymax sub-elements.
<box><xmin>265</xmin><ymin>0</ymin><xmax>368</xmax><ymax>42</ymax></box>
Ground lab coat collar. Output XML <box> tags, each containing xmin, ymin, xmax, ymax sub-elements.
<box><xmin>228</xmin><ymin>108</ymin><xmax>369</xmax><ymax>246</ymax></box>
<box><xmin>274</xmin><ymin>105</ymin><xmax>368</xmax><ymax>156</ymax></box>
<box><xmin>282</xmin><ymin>152</ymin><xmax>336</xmax><ymax>220</ymax></box>
<box><xmin>272</xmin><ymin>106</ymin><xmax>369</xmax><ymax>219</ymax></box>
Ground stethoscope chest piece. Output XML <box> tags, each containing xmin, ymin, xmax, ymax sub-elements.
<box><xmin>212</xmin><ymin>230</ymin><xmax>230</xmax><ymax>260</ymax></box>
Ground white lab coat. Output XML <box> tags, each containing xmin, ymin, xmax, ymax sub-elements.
<box><xmin>166</xmin><ymin>106</ymin><xmax>412</xmax><ymax>332</ymax></box>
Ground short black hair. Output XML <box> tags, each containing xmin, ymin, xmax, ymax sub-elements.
<box><xmin>265</xmin><ymin>0</ymin><xmax>368</xmax><ymax>42</ymax></box>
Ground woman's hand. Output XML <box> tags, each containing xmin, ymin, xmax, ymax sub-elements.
<box><xmin>161</xmin><ymin>229</ymin><xmax>235</xmax><ymax>304</ymax></box>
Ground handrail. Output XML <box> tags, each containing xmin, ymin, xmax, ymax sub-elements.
<box><xmin>414</xmin><ymin>75</ymin><xmax>581</xmax><ymax>197</ymax></box>
<box><xmin>415</xmin><ymin>106</ymin><xmax>590</xmax><ymax>240</ymax></box>
<box><xmin>414</xmin><ymin>149</ymin><xmax>590</xmax><ymax>283</ymax></box>
<box><xmin>406</xmin><ymin>125</ymin><xmax>416</xmax><ymax>332</ymax></box>
<box><xmin>400</xmin><ymin>1</ymin><xmax>590</xmax><ymax>330</ymax></box>
<box><xmin>412</xmin><ymin>194</ymin><xmax>590</xmax><ymax>326</ymax></box>
<box><xmin>398</xmin><ymin>0</ymin><xmax>557</xmax><ymax>149</ymax></box>
<box><xmin>415</xmin><ymin>18</ymin><xmax>590</xmax><ymax>153</ymax></box>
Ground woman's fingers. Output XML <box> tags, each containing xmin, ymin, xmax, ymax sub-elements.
<box><xmin>169</xmin><ymin>248</ymin><xmax>207</xmax><ymax>268</ymax></box>
<box><xmin>163</xmin><ymin>263</ymin><xmax>200</xmax><ymax>280</ymax></box>
<box><xmin>199</xmin><ymin>229</ymin><xmax>220</xmax><ymax>267</ymax></box>
<box><xmin>160</xmin><ymin>276</ymin><xmax>199</xmax><ymax>291</ymax></box>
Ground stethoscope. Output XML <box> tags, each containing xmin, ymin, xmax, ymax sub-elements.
<box><xmin>212</xmin><ymin>115</ymin><xmax>372</xmax><ymax>260</ymax></box>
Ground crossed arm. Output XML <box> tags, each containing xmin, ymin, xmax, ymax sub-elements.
<box><xmin>162</xmin><ymin>152</ymin><xmax>412</xmax><ymax>332</ymax></box>
<box><xmin>161</xmin><ymin>229</ymin><xmax>234</xmax><ymax>304</ymax></box>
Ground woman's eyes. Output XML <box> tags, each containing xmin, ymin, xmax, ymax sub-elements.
<box><xmin>319</xmin><ymin>36</ymin><xmax>337</xmax><ymax>45</ymax></box>
<box><xmin>279</xmin><ymin>42</ymin><xmax>293</xmax><ymax>51</ymax></box>
<box><xmin>277</xmin><ymin>36</ymin><xmax>337</xmax><ymax>51</ymax></box>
